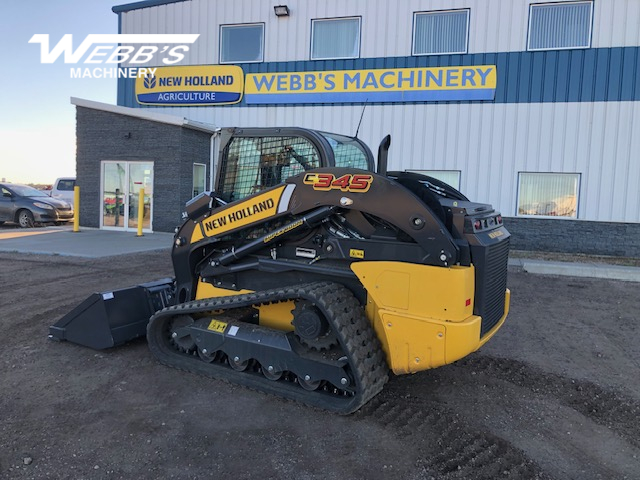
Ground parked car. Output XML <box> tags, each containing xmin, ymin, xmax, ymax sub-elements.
<box><xmin>49</xmin><ymin>177</ymin><xmax>76</xmax><ymax>205</ymax></box>
<box><xmin>0</xmin><ymin>183</ymin><xmax>74</xmax><ymax>228</ymax></box>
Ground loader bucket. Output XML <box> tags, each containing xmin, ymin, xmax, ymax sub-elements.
<box><xmin>49</xmin><ymin>278</ymin><xmax>174</xmax><ymax>350</ymax></box>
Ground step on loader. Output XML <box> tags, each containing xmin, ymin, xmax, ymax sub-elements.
<box><xmin>50</xmin><ymin>127</ymin><xmax>510</xmax><ymax>413</ymax></box>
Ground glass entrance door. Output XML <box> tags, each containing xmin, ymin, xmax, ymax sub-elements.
<box><xmin>128</xmin><ymin>163</ymin><xmax>153</xmax><ymax>230</ymax></box>
<box><xmin>101</xmin><ymin>161</ymin><xmax>153</xmax><ymax>232</ymax></box>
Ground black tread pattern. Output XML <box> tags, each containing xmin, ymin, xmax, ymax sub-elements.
<box><xmin>359</xmin><ymin>396</ymin><xmax>545</xmax><ymax>479</ymax></box>
<box><xmin>147</xmin><ymin>282</ymin><xmax>388</xmax><ymax>414</ymax></box>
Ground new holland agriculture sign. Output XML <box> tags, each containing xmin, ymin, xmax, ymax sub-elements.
<box><xmin>135</xmin><ymin>65</ymin><xmax>496</xmax><ymax>106</ymax></box>
<box><xmin>135</xmin><ymin>65</ymin><xmax>244</xmax><ymax>105</ymax></box>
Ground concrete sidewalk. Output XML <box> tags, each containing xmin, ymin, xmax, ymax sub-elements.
<box><xmin>508</xmin><ymin>257</ymin><xmax>640</xmax><ymax>282</ymax></box>
<box><xmin>0</xmin><ymin>226</ymin><xmax>172</xmax><ymax>258</ymax></box>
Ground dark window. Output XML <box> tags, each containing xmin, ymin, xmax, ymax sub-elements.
<box><xmin>57</xmin><ymin>179</ymin><xmax>75</xmax><ymax>191</ymax></box>
<box><xmin>220</xmin><ymin>24</ymin><xmax>264</xmax><ymax>63</ymax></box>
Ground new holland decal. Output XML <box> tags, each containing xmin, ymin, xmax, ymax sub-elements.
<box><xmin>303</xmin><ymin>173</ymin><xmax>373</xmax><ymax>192</ymax></box>
<box><xmin>191</xmin><ymin>186</ymin><xmax>285</xmax><ymax>243</ymax></box>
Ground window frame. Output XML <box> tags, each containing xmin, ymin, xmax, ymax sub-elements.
<box><xmin>412</xmin><ymin>9</ymin><xmax>470</xmax><ymax>57</ymax></box>
<box><xmin>310</xmin><ymin>16</ymin><xmax>362</xmax><ymax>61</ymax></box>
<box><xmin>527</xmin><ymin>1</ymin><xmax>594</xmax><ymax>52</ymax></box>
<box><xmin>516</xmin><ymin>172</ymin><xmax>581</xmax><ymax>219</ymax></box>
<box><xmin>192</xmin><ymin>163</ymin><xmax>207</xmax><ymax>198</ymax></box>
<box><xmin>219</xmin><ymin>22</ymin><xmax>265</xmax><ymax>64</ymax></box>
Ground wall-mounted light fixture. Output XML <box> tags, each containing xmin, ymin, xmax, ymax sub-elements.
<box><xmin>274</xmin><ymin>5</ymin><xmax>290</xmax><ymax>17</ymax></box>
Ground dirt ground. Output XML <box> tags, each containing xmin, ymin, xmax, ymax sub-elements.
<box><xmin>1</xmin><ymin>250</ymin><xmax>639</xmax><ymax>480</ymax></box>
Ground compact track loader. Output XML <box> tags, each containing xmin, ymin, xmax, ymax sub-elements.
<box><xmin>50</xmin><ymin>127</ymin><xmax>510</xmax><ymax>413</ymax></box>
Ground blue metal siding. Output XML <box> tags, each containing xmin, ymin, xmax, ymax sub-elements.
<box><xmin>118</xmin><ymin>46</ymin><xmax>640</xmax><ymax>108</ymax></box>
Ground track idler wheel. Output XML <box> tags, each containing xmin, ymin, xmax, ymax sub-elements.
<box><xmin>297</xmin><ymin>375</ymin><xmax>321</xmax><ymax>391</ymax></box>
<box><xmin>228</xmin><ymin>355</ymin><xmax>249</xmax><ymax>371</ymax></box>
<box><xmin>170</xmin><ymin>315</ymin><xmax>196</xmax><ymax>352</ymax></box>
<box><xmin>198</xmin><ymin>347</ymin><xmax>219</xmax><ymax>363</ymax></box>
<box><xmin>292</xmin><ymin>301</ymin><xmax>338</xmax><ymax>351</ymax></box>
<box><xmin>261</xmin><ymin>364</ymin><xmax>283</xmax><ymax>381</ymax></box>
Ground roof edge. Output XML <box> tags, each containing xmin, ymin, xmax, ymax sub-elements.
<box><xmin>70</xmin><ymin>97</ymin><xmax>219</xmax><ymax>134</ymax></box>
<box><xmin>112</xmin><ymin>0</ymin><xmax>189</xmax><ymax>14</ymax></box>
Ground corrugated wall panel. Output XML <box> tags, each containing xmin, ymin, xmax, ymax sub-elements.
<box><xmin>120</xmin><ymin>0</ymin><xmax>640</xmax><ymax>62</ymax></box>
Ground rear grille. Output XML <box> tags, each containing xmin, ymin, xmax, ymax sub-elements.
<box><xmin>472</xmin><ymin>237</ymin><xmax>510</xmax><ymax>337</ymax></box>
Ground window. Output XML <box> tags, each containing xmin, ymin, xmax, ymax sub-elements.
<box><xmin>321</xmin><ymin>132</ymin><xmax>370</xmax><ymax>170</ymax></box>
<box><xmin>311</xmin><ymin>17</ymin><xmax>361</xmax><ymax>60</ymax></box>
<box><xmin>193</xmin><ymin>163</ymin><xmax>206</xmax><ymax>197</ymax></box>
<box><xmin>407</xmin><ymin>170</ymin><xmax>461</xmax><ymax>190</ymax></box>
<box><xmin>220</xmin><ymin>23</ymin><xmax>264</xmax><ymax>63</ymax></box>
<box><xmin>413</xmin><ymin>10</ymin><xmax>469</xmax><ymax>56</ymax></box>
<box><xmin>57</xmin><ymin>179</ymin><xmax>75</xmax><ymax>191</ymax></box>
<box><xmin>219</xmin><ymin>136</ymin><xmax>321</xmax><ymax>201</ymax></box>
<box><xmin>517</xmin><ymin>172</ymin><xmax>580</xmax><ymax>218</ymax></box>
<box><xmin>528</xmin><ymin>2</ymin><xmax>593</xmax><ymax>51</ymax></box>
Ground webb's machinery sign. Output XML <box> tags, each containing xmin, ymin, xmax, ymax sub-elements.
<box><xmin>135</xmin><ymin>65</ymin><xmax>496</xmax><ymax>106</ymax></box>
<box><xmin>135</xmin><ymin>65</ymin><xmax>244</xmax><ymax>105</ymax></box>
<box><xmin>245</xmin><ymin>66</ymin><xmax>497</xmax><ymax>104</ymax></box>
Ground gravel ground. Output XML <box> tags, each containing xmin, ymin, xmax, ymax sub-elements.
<box><xmin>1</xmin><ymin>250</ymin><xmax>639</xmax><ymax>479</ymax></box>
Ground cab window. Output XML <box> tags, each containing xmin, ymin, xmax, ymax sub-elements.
<box><xmin>219</xmin><ymin>136</ymin><xmax>320</xmax><ymax>201</ymax></box>
<box><xmin>321</xmin><ymin>132</ymin><xmax>370</xmax><ymax>170</ymax></box>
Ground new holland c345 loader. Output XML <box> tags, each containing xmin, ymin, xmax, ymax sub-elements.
<box><xmin>50</xmin><ymin>127</ymin><xmax>510</xmax><ymax>414</ymax></box>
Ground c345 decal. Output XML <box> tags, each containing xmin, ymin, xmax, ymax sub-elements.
<box><xmin>303</xmin><ymin>173</ymin><xmax>373</xmax><ymax>192</ymax></box>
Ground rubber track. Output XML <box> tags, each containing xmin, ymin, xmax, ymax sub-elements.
<box><xmin>147</xmin><ymin>281</ymin><xmax>388</xmax><ymax>414</ymax></box>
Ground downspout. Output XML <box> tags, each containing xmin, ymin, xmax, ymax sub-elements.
<box><xmin>210</xmin><ymin>128</ymin><xmax>222</xmax><ymax>192</ymax></box>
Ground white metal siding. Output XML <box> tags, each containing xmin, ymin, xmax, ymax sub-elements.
<box><xmin>121</xmin><ymin>0</ymin><xmax>640</xmax><ymax>61</ymax></box>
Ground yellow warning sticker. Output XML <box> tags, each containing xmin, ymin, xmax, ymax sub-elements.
<box><xmin>349</xmin><ymin>249</ymin><xmax>365</xmax><ymax>259</ymax></box>
<box><xmin>207</xmin><ymin>319</ymin><xmax>227</xmax><ymax>333</ymax></box>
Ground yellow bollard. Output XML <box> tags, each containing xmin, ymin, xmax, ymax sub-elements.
<box><xmin>73</xmin><ymin>186</ymin><xmax>80</xmax><ymax>232</ymax></box>
<box><xmin>137</xmin><ymin>187</ymin><xmax>145</xmax><ymax>237</ymax></box>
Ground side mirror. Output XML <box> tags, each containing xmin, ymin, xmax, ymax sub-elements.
<box><xmin>2</xmin><ymin>192</ymin><xmax>11</xmax><ymax>198</ymax></box>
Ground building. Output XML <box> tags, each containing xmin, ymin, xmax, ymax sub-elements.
<box><xmin>74</xmin><ymin>0</ymin><xmax>640</xmax><ymax>256</ymax></box>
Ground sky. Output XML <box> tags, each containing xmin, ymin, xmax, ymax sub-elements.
<box><xmin>0</xmin><ymin>0</ymin><xmax>119</xmax><ymax>184</ymax></box>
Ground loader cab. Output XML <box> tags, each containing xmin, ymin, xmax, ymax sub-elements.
<box><xmin>215</xmin><ymin>127</ymin><xmax>374</xmax><ymax>202</ymax></box>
